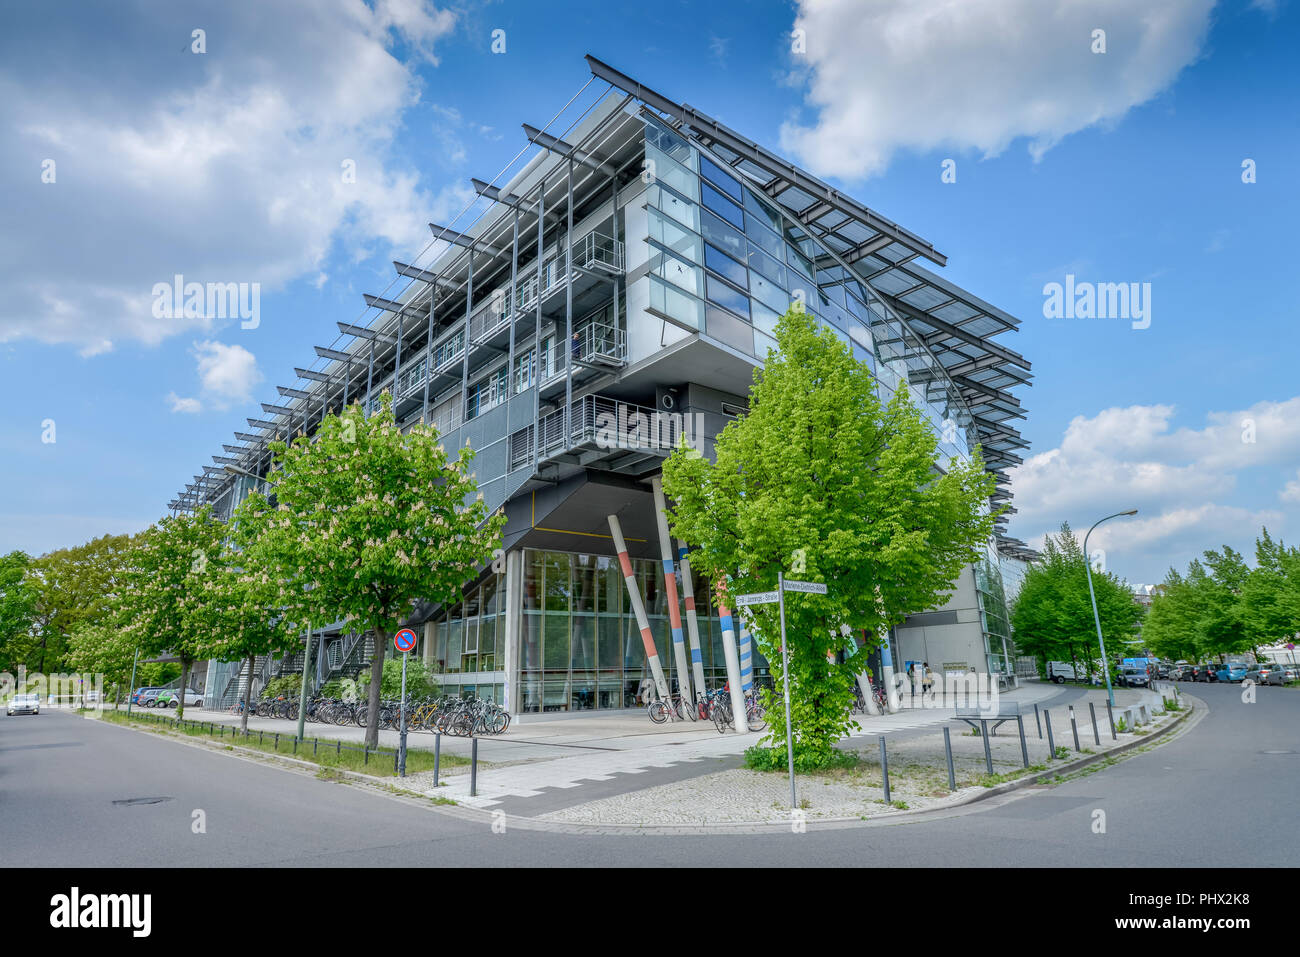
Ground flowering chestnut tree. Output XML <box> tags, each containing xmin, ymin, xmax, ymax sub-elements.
<box><xmin>121</xmin><ymin>506</ymin><xmax>226</xmax><ymax>719</ymax></box>
<box><xmin>258</xmin><ymin>392</ymin><xmax>504</xmax><ymax>747</ymax></box>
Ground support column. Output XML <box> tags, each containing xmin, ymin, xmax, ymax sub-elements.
<box><xmin>676</xmin><ymin>540</ymin><xmax>708</xmax><ymax>700</ymax></box>
<box><xmin>503</xmin><ymin>548</ymin><xmax>521</xmax><ymax>714</ymax></box>
<box><xmin>608</xmin><ymin>514</ymin><xmax>670</xmax><ymax>703</ymax></box>
<box><xmin>738</xmin><ymin>616</ymin><xmax>755</xmax><ymax>695</ymax></box>
<box><xmin>650</xmin><ymin>476</ymin><xmax>692</xmax><ymax>704</ymax></box>
<box><xmin>715</xmin><ymin>586</ymin><xmax>748</xmax><ymax>734</ymax></box>
<box><xmin>856</xmin><ymin>630</ymin><xmax>882</xmax><ymax>717</ymax></box>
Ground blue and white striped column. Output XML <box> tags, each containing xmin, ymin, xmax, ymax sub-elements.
<box><xmin>715</xmin><ymin>586</ymin><xmax>748</xmax><ymax>734</ymax></box>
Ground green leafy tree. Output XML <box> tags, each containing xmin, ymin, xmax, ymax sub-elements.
<box><xmin>194</xmin><ymin>492</ymin><xmax>311</xmax><ymax>731</ymax></box>
<box><xmin>357</xmin><ymin>656</ymin><xmax>440</xmax><ymax>699</ymax></box>
<box><xmin>256</xmin><ymin>393</ymin><xmax>504</xmax><ymax>747</ymax></box>
<box><xmin>120</xmin><ymin>508</ymin><xmax>226</xmax><ymax>719</ymax></box>
<box><xmin>65</xmin><ymin>620</ymin><xmax>136</xmax><ymax>706</ymax></box>
<box><xmin>0</xmin><ymin>550</ymin><xmax>39</xmax><ymax>673</ymax></box>
<box><xmin>1010</xmin><ymin>523</ymin><xmax>1143</xmax><ymax>678</ymax></box>
<box><xmin>23</xmin><ymin>534</ymin><xmax>135</xmax><ymax>673</ymax></box>
<box><xmin>663</xmin><ymin>309</ymin><xmax>997</xmax><ymax>765</ymax></box>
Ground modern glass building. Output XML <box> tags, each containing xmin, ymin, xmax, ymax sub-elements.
<box><xmin>179</xmin><ymin>56</ymin><xmax>1031</xmax><ymax>715</ymax></box>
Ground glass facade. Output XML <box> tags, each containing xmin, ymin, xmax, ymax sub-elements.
<box><xmin>641</xmin><ymin>114</ymin><xmax>975</xmax><ymax>465</ymax></box>
<box><xmin>425</xmin><ymin>574</ymin><xmax>506</xmax><ymax>704</ymax></box>
<box><xmin>975</xmin><ymin>547</ymin><xmax>1013</xmax><ymax>675</ymax></box>
<box><xmin>519</xmin><ymin>547</ymin><xmax>767</xmax><ymax>713</ymax></box>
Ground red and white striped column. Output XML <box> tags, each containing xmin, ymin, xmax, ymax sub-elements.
<box><xmin>650</xmin><ymin>475</ymin><xmax>694</xmax><ymax>705</ymax></box>
<box><xmin>607</xmin><ymin>513</ymin><xmax>670</xmax><ymax>703</ymax></box>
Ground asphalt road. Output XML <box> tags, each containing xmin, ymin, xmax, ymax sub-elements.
<box><xmin>3</xmin><ymin>682</ymin><xmax>1296</xmax><ymax>866</ymax></box>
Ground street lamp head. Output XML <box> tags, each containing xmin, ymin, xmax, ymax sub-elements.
<box><xmin>1120</xmin><ymin>508</ymin><xmax>1138</xmax><ymax>516</ymax></box>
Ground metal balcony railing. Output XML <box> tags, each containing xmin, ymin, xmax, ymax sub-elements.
<box><xmin>396</xmin><ymin>358</ymin><xmax>427</xmax><ymax>397</ymax></box>
<box><xmin>469</xmin><ymin>288</ymin><xmax>512</xmax><ymax>342</ymax></box>
<box><xmin>541</xmin><ymin>321</ymin><xmax>626</xmax><ymax>382</ymax></box>
<box><xmin>532</xmin><ymin>394</ymin><xmax>665</xmax><ymax>460</ymax></box>
<box><xmin>575</xmin><ymin>231</ymin><xmax>625</xmax><ymax>273</ymax></box>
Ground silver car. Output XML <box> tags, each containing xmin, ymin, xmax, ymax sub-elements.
<box><xmin>1245</xmin><ymin>663</ymin><xmax>1292</xmax><ymax>686</ymax></box>
<box><xmin>6</xmin><ymin>693</ymin><xmax>40</xmax><ymax>715</ymax></box>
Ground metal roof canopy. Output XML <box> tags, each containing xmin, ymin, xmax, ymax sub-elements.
<box><xmin>583</xmin><ymin>53</ymin><xmax>1030</xmax><ymax>500</ymax></box>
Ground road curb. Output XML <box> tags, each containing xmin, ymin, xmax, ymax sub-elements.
<box><xmin>93</xmin><ymin>696</ymin><xmax>1201</xmax><ymax>836</ymax></box>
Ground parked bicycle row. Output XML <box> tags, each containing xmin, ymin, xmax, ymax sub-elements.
<box><xmin>645</xmin><ymin>686</ymin><xmax>768</xmax><ymax>733</ymax></box>
<box><xmin>225</xmin><ymin>693</ymin><xmax>511</xmax><ymax>736</ymax></box>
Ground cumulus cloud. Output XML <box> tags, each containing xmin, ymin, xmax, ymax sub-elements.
<box><xmin>166</xmin><ymin>391</ymin><xmax>202</xmax><ymax>414</ymax></box>
<box><xmin>781</xmin><ymin>0</ymin><xmax>1216</xmax><ymax>179</ymax></box>
<box><xmin>0</xmin><ymin>0</ymin><xmax>459</xmax><ymax>354</ymax></box>
<box><xmin>193</xmin><ymin>340</ymin><xmax>262</xmax><ymax>407</ymax></box>
<box><xmin>1007</xmin><ymin>399</ymin><xmax>1300</xmax><ymax>581</ymax></box>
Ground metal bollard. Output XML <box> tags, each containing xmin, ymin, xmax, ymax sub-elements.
<box><xmin>470</xmin><ymin>737</ymin><xmax>479</xmax><ymax>797</ymax></box>
<box><xmin>1105</xmin><ymin>699</ymin><xmax>1117</xmax><ymax>740</ymax></box>
<box><xmin>1088</xmin><ymin>702</ymin><xmax>1101</xmax><ymax>746</ymax></box>
<box><xmin>293</xmin><ymin>737</ymin><xmax>298</xmax><ymax>755</ymax></box>
<box><xmin>1016</xmin><ymin>715</ymin><xmax>1029</xmax><ymax>768</ymax></box>
<box><xmin>943</xmin><ymin>726</ymin><xmax>956</xmax><ymax>791</ymax></box>
<box><xmin>1069</xmin><ymin>706</ymin><xmax>1081</xmax><ymax>751</ymax></box>
<box><xmin>336</xmin><ymin>740</ymin><xmax>341</xmax><ymax>756</ymax></box>
<box><xmin>313</xmin><ymin>738</ymin><xmax>318</xmax><ymax>756</ymax></box>
<box><xmin>879</xmin><ymin>735</ymin><xmax>890</xmax><ymax>803</ymax></box>
<box><xmin>1033</xmin><ymin>702</ymin><xmax>1042</xmax><ymax>738</ymax></box>
<box><xmin>363</xmin><ymin>746</ymin><xmax>369</xmax><ymax>765</ymax></box>
<box><xmin>1045</xmin><ymin>710</ymin><xmax>1056</xmax><ymax>758</ymax></box>
<box><xmin>980</xmin><ymin>719</ymin><xmax>993</xmax><ymax>774</ymax></box>
<box><xmin>433</xmin><ymin>732</ymin><xmax>441</xmax><ymax>787</ymax></box>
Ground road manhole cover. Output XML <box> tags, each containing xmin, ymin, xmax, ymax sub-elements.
<box><xmin>112</xmin><ymin>796</ymin><xmax>174</xmax><ymax>806</ymax></box>
<box><xmin>1259</xmin><ymin>750</ymin><xmax>1296</xmax><ymax>755</ymax></box>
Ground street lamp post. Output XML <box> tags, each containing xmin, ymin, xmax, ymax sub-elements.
<box><xmin>1084</xmin><ymin>509</ymin><xmax>1138</xmax><ymax>709</ymax></box>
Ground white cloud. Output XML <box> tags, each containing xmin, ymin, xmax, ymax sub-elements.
<box><xmin>781</xmin><ymin>0</ymin><xmax>1215</xmax><ymax>179</ymax></box>
<box><xmin>0</xmin><ymin>0</ymin><xmax>459</xmax><ymax>354</ymax></box>
<box><xmin>192</xmin><ymin>340</ymin><xmax>262</xmax><ymax>408</ymax></box>
<box><xmin>1008</xmin><ymin>399</ymin><xmax>1300</xmax><ymax>581</ymax></box>
<box><xmin>1282</xmin><ymin>470</ymin><xmax>1300</xmax><ymax>504</ymax></box>
<box><xmin>166</xmin><ymin>391</ymin><xmax>202</xmax><ymax>414</ymax></box>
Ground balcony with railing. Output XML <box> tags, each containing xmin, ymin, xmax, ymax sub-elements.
<box><xmin>522</xmin><ymin>393</ymin><xmax>674</xmax><ymax>468</ymax></box>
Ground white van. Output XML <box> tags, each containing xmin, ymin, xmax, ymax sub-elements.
<box><xmin>1046</xmin><ymin>661</ymin><xmax>1096</xmax><ymax>684</ymax></box>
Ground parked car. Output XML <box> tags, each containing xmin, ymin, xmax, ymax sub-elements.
<box><xmin>1273</xmin><ymin>663</ymin><xmax>1300</xmax><ymax>684</ymax></box>
<box><xmin>155</xmin><ymin>689</ymin><xmax>203</xmax><ymax>709</ymax></box>
<box><xmin>1214</xmin><ymin>662</ymin><xmax>1249</xmax><ymax>683</ymax></box>
<box><xmin>131</xmin><ymin>686</ymin><xmax>165</xmax><ymax>706</ymax></box>
<box><xmin>1168</xmin><ymin>664</ymin><xmax>1190</xmax><ymax>680</ymax></box>
<box><xmin>138</xmin><ymin>688</ymin><xmax>168</xmax><ymax>708</ymax></box>
<box><xmin>6</xmin><ymin>693</ymin><xmax>40</xmax><ymax>716</ymax></box>
<box><xmin>1245</xmin><ymin>663</ymin><xmax>1295</xmax><ymax>686</ymax></box>
<box><xmin>1194</xmin><ymin>663</ymin><xmax>1220</xmax><ymax>682</ymax></box>
<box><xmin>1119</xmin><ymin>667</ymin><xmax>1150</xmax><ymax>687</ymax></box>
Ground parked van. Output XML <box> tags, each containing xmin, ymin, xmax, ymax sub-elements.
<box><xmin>1046</xmin><ymin>661</ymin><xmax>1095</xmax><ymax>684</ymax></box>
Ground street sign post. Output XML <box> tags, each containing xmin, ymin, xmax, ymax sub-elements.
<box><xmin>733</xmin><ymin>575</ymin><xmax>829</xmax><ymax>810</ymax></box>
<box><xmin>394</xmin><ymin>628</ymin><xmax>418</xmax><ymax>777</ymax></box>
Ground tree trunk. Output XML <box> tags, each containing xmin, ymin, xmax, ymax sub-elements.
<box><xmin>364</xmin><ymin>627</ymin><xmax>388</xmax><ymax>749</ymax></box>
<box><xmin>241</xmin><ymin>653</ymin><xmax>255</xmax><ymax>733</ymax></box>
<box><xmin>177</xmin><ymin>658</ymin><xmax>191</xmax><ymax>719</ymax></box>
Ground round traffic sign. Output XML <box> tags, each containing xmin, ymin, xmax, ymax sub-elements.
<box><xmin>394</xmin><ymin>628</ymin><xmax>417</xmax><ymax>654</ymax></box>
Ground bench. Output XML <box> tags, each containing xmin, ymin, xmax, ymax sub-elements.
<box><xmin>954</xmin><ymin>700</ymin><xmax>1021</xmax><ymax>736</ymax></box>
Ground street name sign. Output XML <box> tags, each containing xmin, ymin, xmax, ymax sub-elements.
<box><xmin>734</xmin><ymin>591</ymin><xmax>780</xmax><ymax>607</ymax></box>
<box><xmin>782</xmin><ymin>579</ymin><xmax>827</xmax><ymax>594</ymax></box>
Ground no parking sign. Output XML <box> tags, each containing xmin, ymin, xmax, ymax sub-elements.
<box><xmin>394</xmin><ymin>628</ymin><xmax>417</xmax><ymax>654</ymax></box>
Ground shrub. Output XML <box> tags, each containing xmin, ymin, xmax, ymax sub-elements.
<box><xmin>744</xmin><ymin>744</ymin><xmax>859</xmax><ymax>774</ymax></box>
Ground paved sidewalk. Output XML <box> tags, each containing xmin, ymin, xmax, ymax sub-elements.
<box><xmin>162</xmin><ymin>680</ymin><xmax>1166</xmax><ymax>815</ymax></box>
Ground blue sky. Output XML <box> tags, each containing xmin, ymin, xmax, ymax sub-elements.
<box><xmin>1</xmin><ymin>0</ymin><xmax>1297</xmax><ymax>586</ymax></box>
